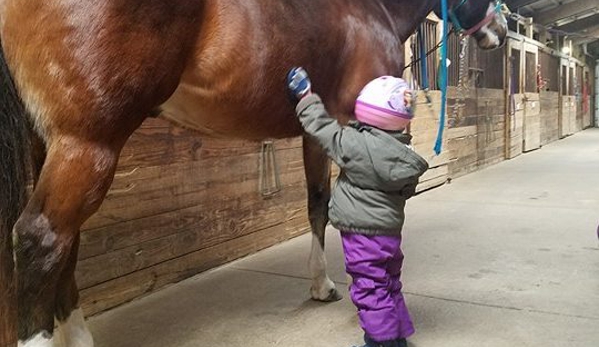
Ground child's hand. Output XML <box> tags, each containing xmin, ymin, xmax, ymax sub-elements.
<box><xmin>287</xmin><ymin>67</ymin><xmax>312</xmax><ymax>101</ymax></box>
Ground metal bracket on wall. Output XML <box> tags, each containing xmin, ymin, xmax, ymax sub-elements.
<box><xmin>259</xmin><ymin>140</ymin><xmax>282</xmax><ymax>197</ymax></box>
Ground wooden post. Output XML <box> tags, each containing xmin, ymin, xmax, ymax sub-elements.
<box><xmin>0</xmin><ymin>232</ymin><xmax>16</xmax><ymax>347</ymax></box>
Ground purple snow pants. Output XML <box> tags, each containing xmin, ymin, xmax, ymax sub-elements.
<box><xmin>341</xmin><ymin>232</ymin><xmax>415</xmax><ymax>342</ymax></box>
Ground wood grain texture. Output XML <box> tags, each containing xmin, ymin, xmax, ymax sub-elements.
<box><xmin>78</xmin><ymin>117</ymin><xmax>310</xmax><ymax>315</ymax></box>
<box><xmin>446</xmin><ymin>88</ymin><xmax>506</xmax><ymax>178</ymax></box>
<box><xmin>540</xmin><ymin>91</ymin><xmax>559</xmax><ymax>146</ymax></box>
<box><xmin>523</xmin><ymin>93</ymin><xmax>541</xmax><ymax>152</ymax></box>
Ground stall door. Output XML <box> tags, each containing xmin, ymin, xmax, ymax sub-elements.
<box><xmin>582</xmin><ymin>68</ymin><xmax>591</xmax><ymax>128</ymax></box>
<box><xmin>559</xmin><ymin>58</ymin><xmax>574</xmax><ymax>137</ymax></box>
<box><xmin>522</xmin><ymin>43</ymin><xmax>540</xmax><ymax>152</ymax></box>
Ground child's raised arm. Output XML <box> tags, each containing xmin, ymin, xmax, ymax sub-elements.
<box><xmin>287</xmin><ymin>67</ymin><xmax>352</xmax><ymax>168</ymax></box>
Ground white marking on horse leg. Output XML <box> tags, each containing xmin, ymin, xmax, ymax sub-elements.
<box><xmin>18</xmin><ymin>332</ymin><xmax>55</xmax><ymax>347</ymax></box>
<box><xmin>308</xmin><ymin>234</ymin><xmax>336</xmax><ymax>300</ymax></box>
<box><xmin>56</xmin><ymin>309</ymin><xmax>94</xmax><ymax>347</ymax></box>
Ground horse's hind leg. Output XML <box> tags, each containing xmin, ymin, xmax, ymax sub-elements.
<box><xmin>302</xmin><ymin>135</ymin><xmax>342</xmax><ymax>302</ymax></box>
<box><xmin>14</xmin><ymin>135</ymin><xmax>132</xmax><ymax>347</ymax></box>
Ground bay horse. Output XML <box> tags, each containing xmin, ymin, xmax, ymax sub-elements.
<box><xmin>0</xmin><ymin>0</ymin><xmax>507</xmax><ymax>346</ymax></box>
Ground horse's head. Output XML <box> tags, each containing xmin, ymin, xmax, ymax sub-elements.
<box><xmin>435</xmin><ymin>0</ymin><xmax>508</xmax><ymax>49</ymax></box>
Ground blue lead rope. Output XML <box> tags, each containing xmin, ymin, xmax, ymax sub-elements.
<box><xmin>435</xmin><ymin>0</ymin><xmax>450</xmax><ymax>155</ymax></box>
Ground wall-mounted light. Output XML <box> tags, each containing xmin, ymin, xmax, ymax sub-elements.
<box><xmin>562</xmin><ymin>46</ymin><xmax>571</xmax><ymax>55</ymax></box>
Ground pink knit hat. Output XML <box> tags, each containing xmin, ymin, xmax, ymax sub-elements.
<box><xmin>355</xmin><ymin>76</ymin><xmax>413</xmax><ymax>131</ymax></box>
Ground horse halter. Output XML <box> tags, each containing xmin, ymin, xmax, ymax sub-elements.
<box><xmin>449</xmin><ymin>0</ymin><xmax>504</xmax><ymax>36</ymax></box>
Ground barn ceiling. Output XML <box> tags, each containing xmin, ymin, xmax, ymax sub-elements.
<box><xmin>505</xmin><ymin>0</ymin><xmax>599</xmax><ymax>57</ymax></box>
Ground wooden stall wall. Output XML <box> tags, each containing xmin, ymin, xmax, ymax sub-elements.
<box><xmin>78</xmin><ymin>118</ymin><xmax>310</xmax><ymax>316</ymax></box>
<box><xmin>445</xmin><ymin>35</ymin><xmax>507</xmax><ymax>178</ymax></box>
<box><xmin>539</xmin><ymin>91</ymin><xmax>560</xmax><ymax>144</ymax></box>
<box><xmin>446</xmin><ymin>87</ymin><xmax>480</xmax><ymax>178</ymax></box>
<box><xmin>411</xmin><ymin>91</ymin><xmax>450</xmax><ymax>191</ymax></box>
<box><xmin>408</xmin><ymin>28</ymin><xmax>508</xmax><ymax>180</ymax></box>
<box><xmin>407</xmin><ymin>17</ymin><xmax>450</xmax><ymax>191</ymax></box>
<box><xmin>445</xmin><ymin>87</ymin><xmax>506</xmax><ymax>178</ymax></box>
<box><xmin>474</xmin><ymin>88</ymin><xmax>506</xmax><ymax>169</ymax></box>
<box><xmin>507</xmin><ymin>35</ymin><xmax>591</xmax><ymax>146</ymax></box>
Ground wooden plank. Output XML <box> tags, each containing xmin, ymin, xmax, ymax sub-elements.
<box><xmin>476</xmin><ymin>88</ymin><xmax>506</xmax><ymax>99</ymax></box>
<box><xmin>80</xmin><ymin>213</ymin><xmax>309</xmax><ymax>316</ymax></box>
<box><xmin>540</xmin><ymin>91</ymin><xmax>560</xmax><ymax>145</ymax></box>
<box><xmin>447</xmin><ymin>126</ymin><xmax>477</xmax><ymax>139</ymax></box>
<box><xmin>448</xmin><ymin>135</ymin><xmax>477</xmax><ymax>160</ymax></box>
<box><xmin>417</xmin><ymin>151</ymin><xmax>450</xmax><ymax>169</ymax></box>
<box><xmin>77</xmin><ymin>184</ymin><xmax>307</xmax><ymax>289</ymax></box>
<box><xmin>507</xmin><ymin>94</ymin><xmax>525</xmax><ymax>159</ymax></box>
<box><xmin>476</xmin><ymin>90</ymin><xmax>507</xmax><ymax>167</ymax></box>
<box><xmin>416</xmin><ymin>165</ymin><xmax>448</xmax><ymax>192</ymax></box>
<box><xmin>444</xmin><ymin>86</ymin><xmax>506</xmax><ymax>176</ymax></box>
<box><xmin>523</xmin><ymin>93</ymin><xmax>541</xmax><ymax>152</ymax></box>
<box><xmin>80</xmin><ymin>167</ymin><xmax>306</xmax><ymax>258</ymax></box>
<box><xmin>83</xmin><ymin>147</ymin><xmax>305</xmax><ymax>230</ymax></box>
<box><xmin>117</xmin><ymin>118</ymin><xmax>302</xmax><ymax>172</ymax></box>
<box><xmin>448</xmin><ymin>135</ymin><xmax>478</xmax><ymax>178</ymax></box>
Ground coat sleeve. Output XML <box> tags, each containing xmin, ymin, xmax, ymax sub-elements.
<box><xmin>295</xmin><ymin>94</ymin><xmax>351</xmax><ymax>168</ymax></box>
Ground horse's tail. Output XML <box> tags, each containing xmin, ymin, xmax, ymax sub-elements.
<box><xmin>0</xmin><ymin>38</ymin><xmax>30</xmax><ymax>241</ymax></box>
<box><xmin>0</xmin><ymin>38</ymin><xmax>30</xmax><ymax>340</ymax></box>
<box><xmin>0</xmin><ymin>39</ymin><xmax>30</xmax><ymax>236</ymax></box>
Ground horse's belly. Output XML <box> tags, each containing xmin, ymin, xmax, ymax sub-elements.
<box><xmin>159</xmin><ymin>81</ymin><xmax>302</xmax><ymax>140</ymax></box>
<box><xmin>158</xmin><ymin>90</ymin><xmax>225</xmax><ymax>137</ymax></box>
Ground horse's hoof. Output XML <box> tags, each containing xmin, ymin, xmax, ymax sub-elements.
<box><xmin>313</xmin><ymin>288</ymin><xmax>343</xmax><ymax>302</ymax></box>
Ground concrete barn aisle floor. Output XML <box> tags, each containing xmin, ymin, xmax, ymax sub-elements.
<box><xmin>90</xmin><ymin>129</ymin><xmax>599</xmax><ymax>347</ymax></box>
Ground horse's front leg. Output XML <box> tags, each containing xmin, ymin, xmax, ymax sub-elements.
<box><xmin>53</xmin><ymin>234</ymin><xmax>91</xmax><ymax>347</ymax></box>
<box><xmin>302</xmin><ymin>135</ymin><xmax>342</xmax><ymax>302</ymax></box>
<box><xmin>14</xmin><ymin>134</ymin><xmax>130</xmax><ymax>347</ymax></box>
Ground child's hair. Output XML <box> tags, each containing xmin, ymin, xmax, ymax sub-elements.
<box><xmin>355</xmin><ymin>76</ymin><xmax>413</xmax><ymax>131</ymax></box>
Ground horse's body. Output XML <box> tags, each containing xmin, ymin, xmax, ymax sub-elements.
<box><xmin>0</xmin><ymin>0</ymin><xmax>506</xmax><ymax>345</ymax></box>
<box><xmin>162</xmin><ymin>0</ymin><xmax>410</xmax><ymax>138</ymax></box>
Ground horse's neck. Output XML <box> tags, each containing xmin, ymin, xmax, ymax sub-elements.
<box><xmin>383</xmin><ymin>0</ymin><xmax>439</xmax><ymax>42</ymax></box>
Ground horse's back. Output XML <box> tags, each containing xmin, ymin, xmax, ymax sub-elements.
<box><xmin>2</xmin><ymin>0</ymin><xmax>404</xmax><ymax>141</ymax></box>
